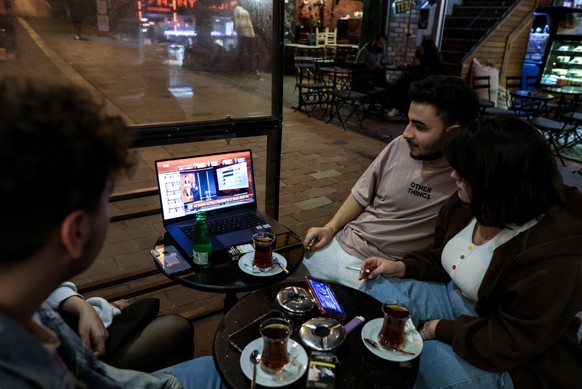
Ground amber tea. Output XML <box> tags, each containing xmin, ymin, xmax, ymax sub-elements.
<box><xmin>378</xmin><ymin>302</ymin><xmax>411</xmax><ymax>350</ymax></box>
<box><xmin>260</xmin><ymin>318</ymin><xmax>292</xmax><ymax>374</ymax></box>
<box><xmin>252</xmin><ymin>232</ymin><xmax>276</xmax><ymax>270</ymax></box>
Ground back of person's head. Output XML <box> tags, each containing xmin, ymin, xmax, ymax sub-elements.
<box><xmin>414</xmin><ymin>46</ymin><xmax>424</xmax><ymax>64</ymax></box>
<box><xmin>408</xmin><ymin>75</ymin><xmax>479</xmax><ymax>128</ymax></box>
<box><xmin>367</xmin><ymin>33</ymin><xmax>388</xmax><ymax>52</ymax></box>
<box><xmin>420</xmin><ymin>39</ymin><xmax>443</xmax><ymax>74</ymax></box>
<box><xmin>374</xmin><ymin>33</ymin><xmax>388</xmax><ymax>41</ymax></box>
<box><xmin>0</xmin><ymin>77</ymin><xmax>135</xmax><ymax>267</ymax></box>
<box><xmin>443</xmin><ymin>115</ymin><xmax>564</xmax><ymax>228</ymax></box>
<box><xmin>420</xmin><ymin>38</ymin><xmax>438</xmax><ymax>53</ymax></box>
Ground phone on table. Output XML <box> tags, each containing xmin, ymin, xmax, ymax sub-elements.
<box><xmin>305</xmin><ymin>276</ymin><xmax>347</xmax><ymax>321</ymax></box>
<box><xmin>151</xmin><ymin>245</ymin><xmax>192</xmax><ymax>276</ymax></box>
<box><xmin>228</xmin><ymin>310</ymin><xmax>284</xmax><ymax>352</ymax></box>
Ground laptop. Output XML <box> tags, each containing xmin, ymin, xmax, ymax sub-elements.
<box><xmin>155</xmin><ymin>149</ymin><xmax>289</xmax><ymax>258</ymax></box>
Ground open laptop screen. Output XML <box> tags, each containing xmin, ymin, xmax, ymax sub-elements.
<box><xmin>155</xmin><ymin>150</ymin><xmax>256</xmax><ymax>221</ymax></box>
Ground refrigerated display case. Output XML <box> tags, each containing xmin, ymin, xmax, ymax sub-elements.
<box><xmin>540</xmin><ymin>39</ymin><xmax>582</xmax><ymax>86</ymax></box>
<box><xmin>536</xmin><ymin>7</ymin><xmax>582</xmax><ymax>87</ymax></box>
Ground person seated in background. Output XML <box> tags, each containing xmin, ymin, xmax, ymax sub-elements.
<box><xmin>359</xmin><ymin>115</ymin><xmax>582</xmax><ymax>388</ymax></box>
<box><xmin>0</xmin><ymin>77</ymin><xmax>225</xmax><ymax>388</ymax></box>
<box><xmin>355</xmin><ymin>32</ymin><xmax>391</xmax><ymax>109</ymax></box>
<box><xmin>300</xmin><ymin>76</ymin><xmax>479</xmax><ymax>290</ymax></box>
<box><xmin>385</xmin><ymin>38</ymin><xmax>445</xmax><ymax>118</ymax></box>
<box><xmin>48</xmin><ymin>282</ymin><xmax>194</xmax><ymax>372</ymax></box>
<box><xmin>419</xmin><ymin>38</ymin><xmax>444</xmax><ymax>76</ymax></box>
<box><xmin>356</xmin><ymin>32</ymin><xmax>389</xmax><ymax>70</ymax></box>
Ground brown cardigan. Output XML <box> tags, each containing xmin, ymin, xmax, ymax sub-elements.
<box><xmin>401</xmin><ymin>187</ymin><xmax>582</xmax><ymax>388</ymax></box>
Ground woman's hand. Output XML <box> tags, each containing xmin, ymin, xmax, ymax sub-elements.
<box><xmin>62</xmin><ymin>296</ymin><xmax>109</xmax><ymax>356</ymax></box>
<box><xmin>303</xmin><ymin>225</ymin><xmax>335</xmax><ymax>252</ymax></box>
<box><xmin>359</xmin><ymin>257</ymin><xmax>406</xmax><ymax>280</ymax></box>
<box><xmin>420</xmin><ymin>319</ymin><xmax>440</xmax><ymax>341</ymax></box>
<box><xmin>111</xmin><ymin>298</ymin><xmax>130</xmax><ymax>310</ymax></box>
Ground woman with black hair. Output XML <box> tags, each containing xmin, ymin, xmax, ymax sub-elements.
<box><xmin>358</xmin><ymin>115</ymin><xmax>582</xmax><ymax>388</ymax></box>
<box><xmin>384</xmin><ymin>39</ymin><xmax>444</xmax><ymax>118</ymax></box>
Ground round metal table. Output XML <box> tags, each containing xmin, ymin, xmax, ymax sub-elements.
<box><xmin>213</xmin><ymin>282</ymin><xmax>420</xmax><ymax>388</ymax></box>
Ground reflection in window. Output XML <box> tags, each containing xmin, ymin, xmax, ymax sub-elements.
<box><xmin>1</xmin><ymin>0</ymin><xmax>274</xmax><ymax>124</ymax></box>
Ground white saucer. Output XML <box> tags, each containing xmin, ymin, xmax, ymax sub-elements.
<box><xmin>238</xmin><ymin>252</ymin><xmax>287</xmax><ymax>277</ymax></box>
<box><xmin>240</xmin><ymin>337</ymin><xmax>308</xmax><ymax>387</ymax></box>
<box><xmin>361</xmin><ymin>318</ymin><xmax>423</xmax><ymax>362</ymax></box>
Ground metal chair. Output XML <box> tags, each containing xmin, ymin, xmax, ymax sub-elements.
<box><xmin>472</xmin><ymin>75</ymin><xmax>496</xmax><ymax>114</ymax></box>
<box><xmin>484</xmin><ymin>76</ymin><xmax>521</xmax><ymax>116</ymax></box>
<box><xmin>493</xmin><ymin>75</ymin><xmax>546</xmax><ymax>120</ymax></box>
<box><xmin>505</xmin><ymin>75</ymin><xmax>523</xmax><ymax>109</ymax></box>
<box><xmin>326</xmin><ymin>66</ymin><xmax>377</xmax><ymax>130</ymax></box>
<box><xmin>531</xmin><ymin>93</ymin><xmax>582</xmax><ymax>165</ymax></box>
<box><xmin>294</xmin><ymin>51</ymin><xmax>329</xmax><ymax>117</ymax></box>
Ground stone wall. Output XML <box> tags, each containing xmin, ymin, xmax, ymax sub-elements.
<box><xmin>381</xmin><ymin>2</ymin><xmax>420</xmax><ymax>83</ymax></box>
<box><xmin>385</xmin><ymin>5</ymin><xmax>420</xmax><ymax>66</ymax></box>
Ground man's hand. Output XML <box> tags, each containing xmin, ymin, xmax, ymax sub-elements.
<box><xmin>303</xmin><ymin>225</ymin><xmax>335</xmax><ymax>252</ymax></box>
<box><xmin>303</xmin><ymin>194</ymin><xmax>364</xmax><ymax>253</ymax></box>
<box><xmin>359</xmin><ymin>257</ymin><xmax>406</xmax><ymax>280</ymax></box>
<box><xmin>61</xmin><ymin>296</ymin><xmax>109</xmax><ymax>356</ymax></box>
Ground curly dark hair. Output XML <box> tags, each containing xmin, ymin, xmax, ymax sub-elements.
<box><xmin>408</xmin><ymin>75</ymin><xmax>479</xmax><ymax>128</ymax></box>
<box><xmin>0</xmin><ymin>77</ymin><xmax>135</xmax><ymax>264</ymax></box>
<box><xmin>443</xmin><ymin>115</ymin><xmax>564</xmax><ymax>228</ymax></box>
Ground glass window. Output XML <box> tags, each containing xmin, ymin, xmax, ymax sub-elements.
<box><xmin>1</xmin><ymin>0</ymin><xmax>275</xmax><ymax>124</ymax></box>
<box><xmin>1</xmin><ymin>0</ymin><xmax>282</xmax><ymax>217</ymax></box>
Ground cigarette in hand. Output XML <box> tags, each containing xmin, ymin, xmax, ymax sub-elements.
<box><xmin>346</xmin><ymin>265</ymin><xmax>370</xmax><ymax>273</ymax></box>
<box><xmin>307</xmin><ymin>238</ymin><xmax>316</xmax><ymax>251</ymax></box>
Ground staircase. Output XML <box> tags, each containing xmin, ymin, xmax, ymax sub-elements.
<box><xmin>441</xmin><ymin>0</ymin><xmax>519</xmax><ymax>75</ymax></box>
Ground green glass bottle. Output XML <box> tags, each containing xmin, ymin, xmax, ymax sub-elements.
<box><xmin>192</xmin><ymin>211</ymin><xmax>212</xmax><ymax>268</ymax></box>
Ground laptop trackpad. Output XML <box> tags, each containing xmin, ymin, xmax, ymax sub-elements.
<box><xmin>216</xmin><ymin>229</ymin><xmax>253</xmax><ymax>247</ymax></box>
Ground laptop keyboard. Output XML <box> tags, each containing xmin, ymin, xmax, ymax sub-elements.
<box><xmin>180</xmin><ymin>211</ymin><xmax>264</xmax><ymax>240</ymax></box>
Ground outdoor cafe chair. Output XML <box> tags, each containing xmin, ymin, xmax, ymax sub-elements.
<box><xmin>531</xmin><ymin>93</ymin><xmax>582</xmax><ymax>166</ymax></box>
<box><xmin>293</xmin><ymin>50</ymin><xmax>329</xmax><ymax>117</ymax></box>
<box><xmin>326</xmin><ymin>65</ymin><xmax>385</xmax><ymax>130</ymax></box>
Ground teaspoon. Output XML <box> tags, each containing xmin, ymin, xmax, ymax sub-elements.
<box><xmin>364</xmin><ymin>338</ymin><xmax>416</xmax><ymax>356</ymax></box>
<box><xmin>249</xmin><ymin>349</ymin><xmax>261</xmax><ymax>389</ymax></box>
<box><xmin>274</xmin><ymin>257</ymin><xmax>289</xmax><ymax>273</ymax></box>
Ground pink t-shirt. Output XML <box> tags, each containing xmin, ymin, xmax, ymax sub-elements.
<box><xmin>336</xmin><ymin>136</ymin><xmax>456</xmax><ymax>259</ymax></box>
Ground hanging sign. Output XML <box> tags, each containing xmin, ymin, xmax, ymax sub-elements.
<box><xmin>393</xmin><ymin>0</ymin><xmax>421</xmax><ymax>14</ymax></box>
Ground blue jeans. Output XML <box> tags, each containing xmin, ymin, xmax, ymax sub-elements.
<box><xmin>156</xmin><ymin>356</ymin><xmax>227</xmax><ymax>389</ymax></box>
<box><xmin>361</xmin><ymin>278</ymin><xmax>514</xmax><ymax>389</ymax></box>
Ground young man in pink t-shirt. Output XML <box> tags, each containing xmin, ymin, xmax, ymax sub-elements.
<box><xmin>302</xmin><ymin>75</ymin><xmax>479</xmax><ymax>289</ymax></box>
